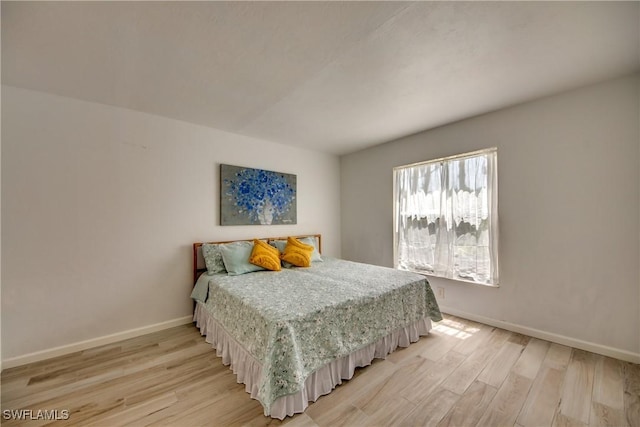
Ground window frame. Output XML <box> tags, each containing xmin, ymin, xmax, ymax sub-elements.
<box><xmin>393</xmin><ymin>147</ymin><xmax>499</xmax><ymax>287</ymax></box>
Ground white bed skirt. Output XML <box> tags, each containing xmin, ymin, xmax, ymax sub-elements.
<box><xmin>193</xmin><ymin>302</ymin><xmax>432</xmax><ymax>419</ymax></box>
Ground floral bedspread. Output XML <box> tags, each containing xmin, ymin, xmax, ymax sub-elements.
<box><xmin>196</xmin><ymin>257</ymin><xmax>442</xmax><ymax>411</ymax></box>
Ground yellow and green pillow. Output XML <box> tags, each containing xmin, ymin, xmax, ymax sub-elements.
<box><xmin>280</xmin><ymin>237</ymin><xmax>314</xmax><ymax>267</ymax></box>
<box><xmin>249</xmin><ymin>239</ymin><xmax>282</xmax><ymax>271</ymax></box>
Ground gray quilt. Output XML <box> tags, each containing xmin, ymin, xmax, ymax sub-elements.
<box><xmin>192</xmin><ymin>257</ymin><xmax>442</xmax><ymax>411</ymax></box>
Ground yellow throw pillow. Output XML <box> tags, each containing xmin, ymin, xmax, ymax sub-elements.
<box><xmin>249</xmin><ymin>239</ymin><xmax>281</xmax><ymax>271</ymax></box>
<box><xmin>280</xmin><ymin>237</ymin><xmax>313</xmax><ymax>267</ymax></box>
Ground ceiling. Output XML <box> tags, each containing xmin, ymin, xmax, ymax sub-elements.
<box><xmin>2</xmin><ymin>1</ymin><xmax>639</xmax><ymax>156</ymax></box>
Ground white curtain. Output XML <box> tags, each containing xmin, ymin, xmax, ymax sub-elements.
<box><xmin>394</xmin><ymin>150</ymin><xmax>498</xmax><ymax>285</ymax></box>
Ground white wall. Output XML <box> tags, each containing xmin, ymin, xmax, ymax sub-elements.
<box><xmin>1</xmin><ymin>83</ymin><xmax>3</xmax><ymax>372</ymax></box>
<box><xmin>1</xmin><ymin>85</ymin><xmax>341</xmax><ymax>362</ymax></box>
<box><xmin>341</xmin><ymin>74</ymin><xmax>640</xmax><ymax>358</ymax></box>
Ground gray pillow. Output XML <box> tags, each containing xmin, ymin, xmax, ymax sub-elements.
<box><xmin>202</xmin><ymin>243</ymin><xmax>226</xmax><ymax>275</ymax></box>
<box><xmin>299</xmin><ymin>236</ymin><xmax>323</xmax><ymax>262</ymax></box>
<box><xmin>219</xmin><ymin>241</ymin><xmax>264</xmax><ymax>276</ymax></box>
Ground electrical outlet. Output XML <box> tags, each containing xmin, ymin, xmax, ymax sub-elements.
<box><xmin>437</xmin><ymin>287</ymin><xmax>445</xmax><ymax>299</ymax></box>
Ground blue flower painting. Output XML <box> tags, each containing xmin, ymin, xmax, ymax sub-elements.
<box><xmin>220</xmin><ymin>164</ymin><xmax>297</xmax><ymax>225</ymax></box>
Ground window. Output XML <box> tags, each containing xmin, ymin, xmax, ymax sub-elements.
<box><xmin>393</xmin><ymin>148</ymin><xmax>499</xmax><ymax>285</ymax></box>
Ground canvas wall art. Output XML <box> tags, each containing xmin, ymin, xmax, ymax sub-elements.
<box><xmin>220</xmin><ymin>164</ymin><xmax>297</xmax><ymax>225</ymax></box>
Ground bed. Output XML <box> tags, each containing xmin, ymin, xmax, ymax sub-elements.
<box><xmin>191</xmin><ymin>234</ymin><xmax>442</xmax><ymax>419</ymax></box>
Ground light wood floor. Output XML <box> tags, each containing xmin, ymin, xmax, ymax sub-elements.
<box><xmin>1</xmin><ymin>315</ymin><xmax>638</xmax><ymax>426</ymax></box>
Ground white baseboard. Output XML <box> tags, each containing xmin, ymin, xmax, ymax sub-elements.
<box><xmin>1</xmin><ymin>316</ymin><xmax>194</xmax><ymax>370</ymax></box>
<box><xmin>439</xmin><ymin>306</ymin><xmax>640</xmax><ymax>364</ymax></box>
<box><xmin>3</xmin><ymin>309</ymin><xmax>637</xmax><ymax>371</ymax></box>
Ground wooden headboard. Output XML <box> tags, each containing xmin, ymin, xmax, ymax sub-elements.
<box><xmin>193</xmin><ymin>234</ymin><xmax>322</xmax><ymax>284</ymax></box>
